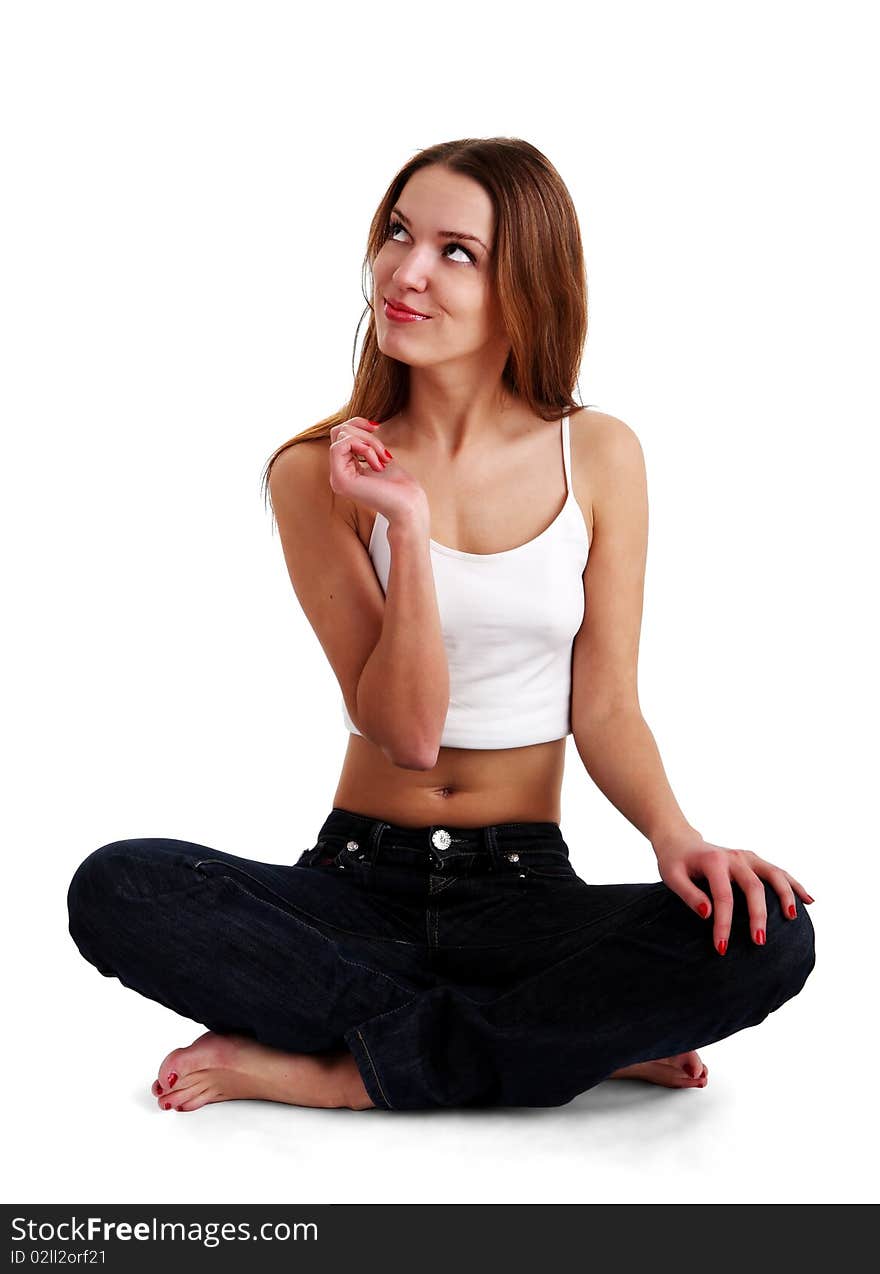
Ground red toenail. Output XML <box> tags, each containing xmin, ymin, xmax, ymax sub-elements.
<box><xmin>167</xmin><ymin>1072</ymin><xmax>178</xmax><ymax>1087</ymax></box>
<box><xmin>163</xmin><ymin>1102</ymin><xmax>171</xmax><ymax>1110</ymax></box>
<box><xmin>157</xmin><ymin>1084</ymin><xmax>163</xmax><ymax>1094</ymax></box>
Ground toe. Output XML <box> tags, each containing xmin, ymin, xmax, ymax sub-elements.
<box><xmin>154</xmin><ymin>1049</ymin><xmax>187</xmax><ymax>1090</ymax></box>
<box><xmin>156</xmin><ymin>1047</ymin><xmax>187</xmax><ymax>1088</ymax></box>
<box><xmin>157</xmin><ymin>1074</ymin><xmax>211</xmax><ymax>1112</ymax></box>
<box><xmin>675</xmin><ymin>1050</ymin><xmax>703</xmax><ymax>1079</ymax></box>
<box><xmin>162</xmin><ymin>1059</ymin><xmax>183</xmax><ymax>1087</ymax></box>
<box><xmin>172</xmin><ymin>1084</ymin><xmax>212</xmax><ymax>1112</ymax></box>
<box><xmin>157</xmin><ymin>1049</ymin><xmax>177</xmax><ymax>1077</ymax></box>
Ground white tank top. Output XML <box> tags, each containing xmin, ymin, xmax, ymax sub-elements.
<box><xmin>341</xmin><ymin>413</ymin><xmax>591</xmax><ymax>749</ymax></box>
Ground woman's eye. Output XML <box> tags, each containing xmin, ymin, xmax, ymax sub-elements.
<box><xmin>387</xmin><ymin>220</ymin><xmax>474</xmax><ymax>264</ymax></box>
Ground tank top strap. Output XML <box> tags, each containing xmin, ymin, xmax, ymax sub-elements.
<box><xmin>561</xmin><ymin>413</ymin><xmax>573</xmax><ymax>495</ymax></box>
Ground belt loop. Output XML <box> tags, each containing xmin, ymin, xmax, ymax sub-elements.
<box><xmin>483</xmin><ymin>823</ymin><xmax>501</xmax><ymax>870</ymax></box>
<box><xmin>368</xmin><ymin>820</ymin><xmax>390</xmax><ymax>866</ymax></box>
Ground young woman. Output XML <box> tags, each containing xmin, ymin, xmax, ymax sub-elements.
<box><xmin>67</xmin><ymin>138</ymin><xmax>816</xmax><ymax>1114</ymax></box>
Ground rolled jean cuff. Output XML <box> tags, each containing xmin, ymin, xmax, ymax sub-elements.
<box><xmin>343</xmin><ymin>987</ymin><xmax>501</xmax><ymax>1111</ymax></box>
<box><xmin>345</xmin><ymin>992</ymin><xmax>454</xmax><ymax>1111</ymax></box>
<box><xmin>343</xmin><ymin>1003</ymin><xmax>419</xmax><ymax>1111</ymax></box>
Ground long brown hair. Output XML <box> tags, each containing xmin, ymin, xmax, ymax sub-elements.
<box><xmin>260</xmin><ymin>136</ymin><xmax>594</xmax><ymax>529</ymax></box>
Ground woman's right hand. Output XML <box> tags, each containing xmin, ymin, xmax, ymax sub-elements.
<box><xmin>328</xmin><ymin>416</ymin><xmax>428</xmax><ymax>525</ymax></box>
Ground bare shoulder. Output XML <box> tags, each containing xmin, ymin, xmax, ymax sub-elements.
<box><xmin>569</xmin><ymin>407</ymin><xmax>645</xmax><ymax>538</ymax></box>
<box><xmin>570</xmin><ymin>405</ymin><xmax>643</xmax><ymax>458</ymax></box>
<box><xmin>268</xmin><ymin>435</ymin><xmax>358</xmax><ymax>531</ymax></box>
<box><xmin>269</xmin><ymin>435</ymin><xmax>329</xmax><ymax>493</ymax></box>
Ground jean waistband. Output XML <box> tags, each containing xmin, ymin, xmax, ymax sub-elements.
<box><xmin>317</xmin><ymin>806</ymin><xmax>568</xmax><ymax>867</ymax></box>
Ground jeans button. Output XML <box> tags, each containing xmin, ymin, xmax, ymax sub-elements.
<box><xmin>505</xmin><ymin>852</ymin><xmax>520</xmax><ymax>863</ymax></box>
<box><xmin>431</xmin><ymin>829</ymin><xmax>452</xmax><ymax>850</ymax></box>
<box><xmin>346</xmin><ymin>840</ymin><xmax>359</xmax><ymax>851</ymax></box>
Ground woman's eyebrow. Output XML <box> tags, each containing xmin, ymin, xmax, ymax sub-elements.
<box><xmin>391</xmin><ymin>206</ymin><xmax>489</xmax><ymax>253</ymax></box>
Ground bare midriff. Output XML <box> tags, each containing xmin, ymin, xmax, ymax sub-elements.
<box><xmin>332</xmin><ymin>732</ymin><xmax>568</xmax><ymax>829</ymax></box>
<box><xmin>329</xmin><ymin>405</ymin><xmax>597</xmax><ymax>831</ymax></box>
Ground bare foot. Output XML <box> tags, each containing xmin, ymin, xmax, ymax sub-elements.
<box><xmin>607</xmin><ymin>1049</ymin><xmax>709</xmax><ymax>1089</ymax></box>
<box><xmin>150</xmin><ymin>1030</ymin><xmax>375</xmax><ymax>1113</ymax></box>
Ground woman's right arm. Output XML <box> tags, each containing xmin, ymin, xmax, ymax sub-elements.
<box><xmin>268</xmin><ymin>424</ymin><xmax>449</xmax><ymax>770</ymax></box>
<box><xmin>357</xmin><ymin>505</ymin><xmax>450</xmax><ymax>770</ymax></box>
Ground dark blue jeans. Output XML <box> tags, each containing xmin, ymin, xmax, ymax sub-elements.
<box><xmin>66</xmin><ymin>806</ymin><xmax>816</xmax><ymax>1110</ymax></box>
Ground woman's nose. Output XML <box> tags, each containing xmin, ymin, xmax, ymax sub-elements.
<box><xmin>391</xmin><ymin>249</ymin><xmax>435</xmax><ymax>287</ymax></box>
<box><xmin>392</xmin><ymin>268</ymin><xmax>429</xmax><ymax>291</ymax></box>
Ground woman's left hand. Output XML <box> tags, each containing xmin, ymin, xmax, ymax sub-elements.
<box><xmin>652</xmin><ymin>833</ymin><xmax>815</xmax><ymax>955</ymax></box>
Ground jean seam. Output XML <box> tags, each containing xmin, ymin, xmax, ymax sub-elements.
<box><xmin>429</xmin><ymin>876</ymin><xmax>458</xmax><ymax>894</ymax></box>
<box><xmin>483</xmin><ymin>885</ymin><xmax>676</xmax><ymax>1010</ymax></box>
<box><xmin>199</xmin><ymin>868</ymin><xmax>423</xmax><ymax>1000</ymax></box>
<box><xmin>346</xmin><ymin>992</ymin><xmax>425</xmax><ymax>1111</ymax></box>
<box><xmin>194</xmin><ymin>858</ymin><xmax>423</xmax><ymax>949</ymax></box>
<box><xmin>437</xmin><ymin>881</ymin><xmax>670</xmax><ymax>951</ymax></box>
<box><xmin>351</xmin><ymin>1027</ymin><xmax>393</xmax><ymax>1110</ymax></box>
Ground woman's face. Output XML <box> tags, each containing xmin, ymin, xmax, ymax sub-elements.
<box><xmin>373</xmin><ymin>165</ymin><xmax>507</xmax><ymax>368</ymax></box>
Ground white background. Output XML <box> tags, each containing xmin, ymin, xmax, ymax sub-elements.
<box><xmin>2</xmin><ymin>0</ymin><xmax>877</xmax><ymax>1205</ymax></box>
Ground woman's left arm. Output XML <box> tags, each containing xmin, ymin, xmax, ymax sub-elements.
<box><xmin>572</xmin><ymin>708</ymin><xmax>814</xmax><ymax>955</ymax></box>
<box><xmin>569</xmin><ymin>413</ymin><xmax>814</xmax><ymax>956</ymax></box>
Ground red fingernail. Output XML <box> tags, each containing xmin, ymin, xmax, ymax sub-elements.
<box><xmin>716</xmin><ymin>938</ymin><xmax>727</xmax><ymax>956</ymax></box>
<box><xmin>804</xmin><ymin>894</ymin><xmax>815</xmax><ymax>903</ymax></box>
<box><xmin>167</xmin><ymin>1072</ymin><xmax>178</xmax><ymax>1088</ymax></box>
<box><xmin>384</xmin><ymin>449</ymin><xmax>393</xmax><ymax>459</ymax></box>
<box><xmin>697</xmin><ymin>902</ymin><xmax>709</xmax><ymax>918</ymax></box>
<box><xmin>755</xmin><ymin>929</ymin><xmax>765</xmax><ymax>945</ymax></box>
<box><xmin>788</xmin><ymin>904</ymin><xmax>797</xmax><ymax>919</ymax></box>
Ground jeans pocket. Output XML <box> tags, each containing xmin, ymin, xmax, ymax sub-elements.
<box><xmin>521</xmin><ymin>857</ymin><xmax>581</xmax><ymax>882</ymax></box>
<box><xmin>300</xmin><ymin>839</ymin><xmax>372</xmax><ymax>877</ymax></box>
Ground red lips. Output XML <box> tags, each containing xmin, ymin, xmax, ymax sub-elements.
<box><xmin>384</xmin><ymin>296</ymin><xmax>430</xmax><ymax>318</ymax></box>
